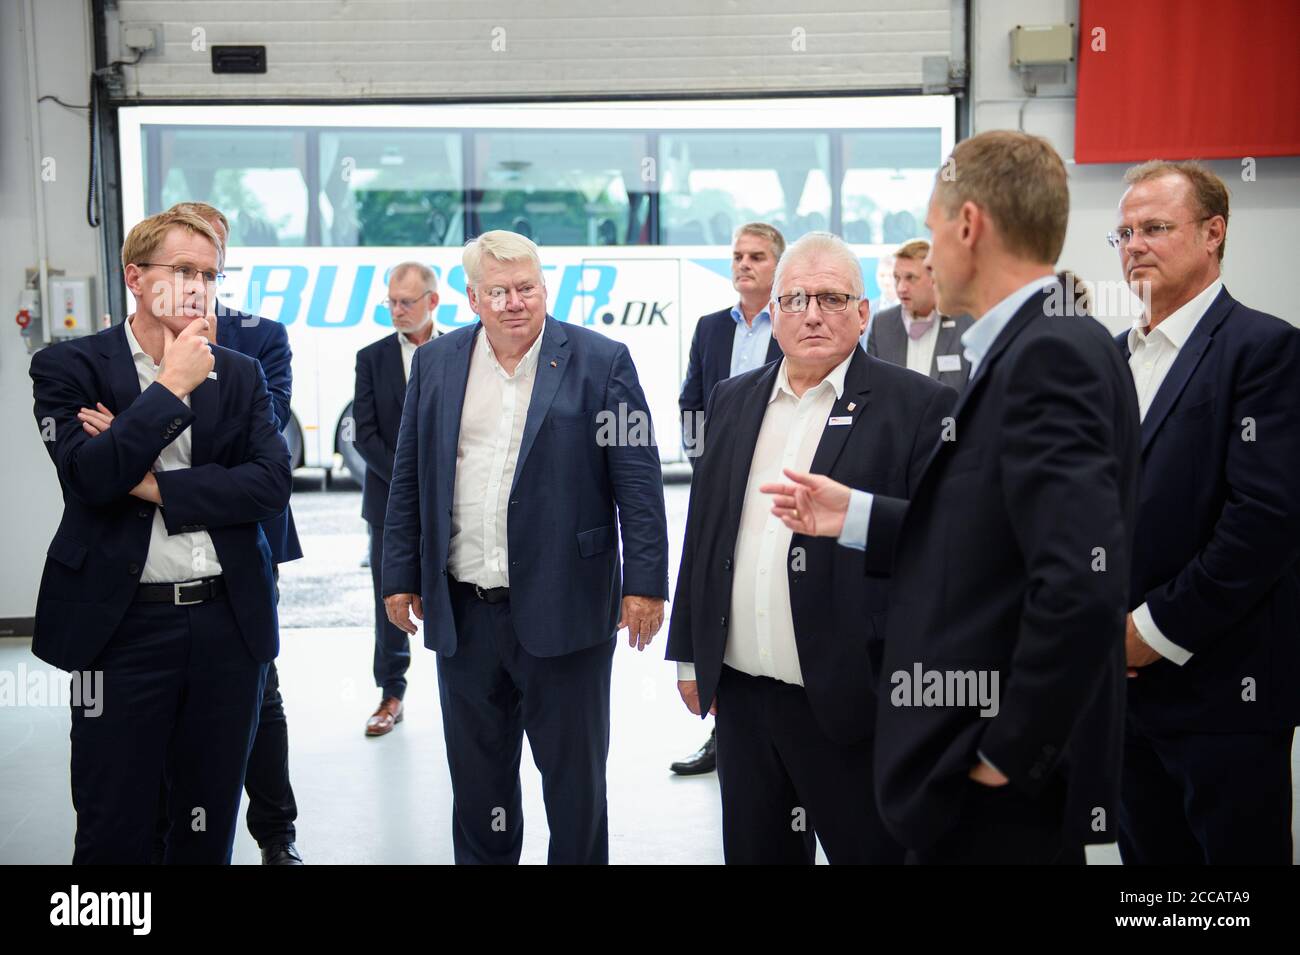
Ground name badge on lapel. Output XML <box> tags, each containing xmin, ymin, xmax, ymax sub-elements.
<box><xmin>936</xmin><ymin>354</ymin><xmax>962</xmax><ymax>373</ymax></box>
<box><xmin>827</xmin><ymin>415</ymin><xmax>853</xmax><ymax>426</ymax></box>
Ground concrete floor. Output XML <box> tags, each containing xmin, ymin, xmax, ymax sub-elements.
<box><xmin>1</xmin><ymin>483</ymin><xmax>1294</xmax><ymax>863</ymax></box>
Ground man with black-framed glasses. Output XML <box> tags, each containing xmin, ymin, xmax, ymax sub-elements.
<box><xmin>353</xmin><ymin>262</ymin><xmax>440</xmax><ymax>736</ymax></box>
<box><xmin>666</xmin><ymin>231</ymin><xmax>955</xmax><ymax>863</ymax></box>
<box><xmin>1110</xmin><ymin>160</ymin><xmax>1300</xmax><ymax>865</ymax></box>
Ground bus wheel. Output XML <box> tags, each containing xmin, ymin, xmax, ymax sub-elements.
<box><xmin>284</xmin><ymin>415</ymin><xmax>304</xmax><ymax>471</ymax></box>
<box><xmin>336</xmin><ymin>402</ymin><xmax>366</xmax><ymax>486</ymax></box>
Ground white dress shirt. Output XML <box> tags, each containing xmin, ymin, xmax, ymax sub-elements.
<box><xmin>123</xmin><ymin>316</ymin><xmax>223</xmax><ymax>584</ymax></box>
<box><xmin>446</xmin><ymin>328</ymin><xmax>544</xmax><ymax>589</ymax></box>
<box><xmin>399</xmin><ymin>323</ymin><xmax>437</xmax><ymax>382</ymax></box>
<box><xmin>1124</xmin><ymin>277</ymin><xmax>1224</xmax><ymax>665</ymax></box>
<box><xmin>678</xmin><ymin>351</ymin><xmax>853</xmax><ymax>684</ymax></box>
<box><xmin>902</xmin><ymin>307</ymin><xmax>941</xmax><ymax>376</ymax></box>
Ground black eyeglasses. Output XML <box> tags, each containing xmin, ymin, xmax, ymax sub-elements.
<box><xmin>137</xmin><ymin>262</ymin><xmax>224</xmax><ymax>286</ymax></box>
<box><xmin>776</xmin><ymin>291</ymin><xmax>858</xmax><ymax>312</ymax></box>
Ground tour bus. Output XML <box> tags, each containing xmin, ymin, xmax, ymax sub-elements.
<box><xmin>118</xmin><ymin>97</ymin><xmax>955</xmax><ymax>474</ymax></box>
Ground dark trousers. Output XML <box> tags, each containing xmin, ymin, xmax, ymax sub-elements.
<box><xmin>715</xmin><ymin>665</ymin><xmax>903</xmax><ymax>864</ymax></box>
<box><xmin>153</xmin><ymin>569</ymin><xmax>297</xmax><ymax>856</ymax></box>
<box><xmin>903</xmin><ymin>772</ymin><xmax>1082</xmax><ymax>865</ymax></box>
<box><xmin>243</xmin><ymin>658</ymin><xmax>298</xmax><ymax>845</ymax></box>
<box><xmin>370</xmin><ymin>521</ymin><xmax>410</xmax><ymax>700</ymax></box>
<box><xmin>72</xmin><ymin>595</ymin><xmax>266</xmax><ymax>864</ymax></box>
<box><xmin>1118</xmin><ymin>721</ymin><xmax>1295</xmax><ymax>865</ymax></box>
<box><xmin>437</xmin><ymin>581</ymin><xmax>614</xmax><ymax>864</ymax></box>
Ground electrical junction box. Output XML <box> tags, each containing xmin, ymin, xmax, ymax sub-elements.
<box><xmin>49</xmin><ymin>277</ymin><xmax>95</xmax><ymax>339</ymax></box>
<box><xmin>1010</xmin><ymin>23</ymin><xmax>1075</xmax><ymax>67</ymax></box>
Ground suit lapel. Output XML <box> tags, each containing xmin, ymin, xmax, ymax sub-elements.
<box><xmin>764</xmin><ymin>328</ymin><xmax>783</xmax><ymax>363</ymax></box>
<box><xmin>883</xmin><ymin>310</ymin><xmax>909</xmax><ymax>366</ymax></box>
<box><xmin>931</xmin><ymin>321</ymin><xmax>962</xmax><ymax>377</ymax></box>
<box><xmin>915</xmin><ymin>291</ymin><xmax>1047</xmax><ymax>481</ymax></box>
<box><xmin>510</xmin><ymin>317</ymin><xmax>570</xmax><ymax>496</ymax></box>
<box><xmin>189</xmin><ymin>367</ymin><xmax>218</xmax><ymax>466</ymax></box>
<box><xmin>808</xmin><ymin>349</ymin><xmax>871</xmax><ymax>477</ymax></box>
<box><xmin>710</xmin><ymin>314</ymin><xmax>734</xmax><ymax>387</ymax></box>
<box><xmin>723</xmin><ymin>362</ymin><xmax>781</xmax><ymax>533</ymax></box>
<box><xmin>1138</xmin><ymin>287</ymin><xmax>1233</xmax><ymax>453</ymax></box>
<box><xmin>384</xmin><ymin>333</ymin><xmax>407</xmax><ymax>412</ymax></box>
<box><xmin>439</xmin><ymin>326</ymin><xmax>476</xmax><ymax>501</ymax></box>
<box><xmin>101</xmin><ymin>323</ymin><xmax>144</xmax><ymax>414</ymax></box>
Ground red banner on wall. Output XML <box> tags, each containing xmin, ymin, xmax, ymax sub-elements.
<box><xmin>1075</xmin><ymin>0</ymin><xmax>1300</xmax><ymax>163</ymax></box>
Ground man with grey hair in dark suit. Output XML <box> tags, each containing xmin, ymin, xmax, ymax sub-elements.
<box><xmin>865</xmin><ymin>239</ymin><xmax>973</xmax><ymax>392</ymax></box>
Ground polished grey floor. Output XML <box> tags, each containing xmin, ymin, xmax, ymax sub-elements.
<box><xmin>1</xmin><ymin>485</ymin><xmax>1295</xmax><ymax>863</ymax></box>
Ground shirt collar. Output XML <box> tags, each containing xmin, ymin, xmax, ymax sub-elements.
<box><xmin>770</xmin><ymin>349</ymin><xmax>853</xmax><ymax>405</ymax></box>
<box><xmin>731</xmin><ymin>303</ymin><xmax>772</xmax><ymax>327</ymax></box>
<box><xmin>901</xmin><ymin>307</ymin><xmax>937</xmax><ymax>335</ymax></box>
<box><xmin>960</xmin><ymin>274</ymin><xmax>1058</xmax><ymax>372</ymax></box>
<box><xmin>1127</xmin><ymin>278</ymin><xmax>1223</xmax><ymax>353</ymax></box>
<box><xmin>399</xmin><ymin>321</ymin><xmax>435</xmax><ymax>349</ymax></box>
<box><xmin>123</xmin><ymin>314</ymin><xmax>151</xmax><ymax>362</ymax></box>
<box><xmin>480</xmin><ymin>323</ymin><xmax>545</xmax><ymax>379</ymax></box>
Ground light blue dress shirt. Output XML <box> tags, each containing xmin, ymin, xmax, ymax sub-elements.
<box><xmin>730</xmin><ymin>304</ymin><xmax>774</xmax><ymax>377</ymax></box>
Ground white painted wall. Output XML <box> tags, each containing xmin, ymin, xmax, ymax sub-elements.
<box><xmin>970</xmin><ymin>0</ymin><xmax>1299</xmax><ymax>332</ymax></box>
<box><xmin>0</xmin><ymin>0</ymin><xmax>101</xmax><ymax>627</ymax></box>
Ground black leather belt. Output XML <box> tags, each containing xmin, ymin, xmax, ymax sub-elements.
<box><xmin>134</xmin><ymin>576</ymin><xmax>226</xmax><ymax>606</ymax></box>
<box><xmin>452</xmin><ymin>577</ymin><xmax>510</xmax><ymax>604</ymax></box>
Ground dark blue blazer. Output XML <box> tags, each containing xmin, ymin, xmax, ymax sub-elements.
<box><xmin>679</xmin><ymin>307</ymin><xmax>783</xmax><ymax>434</ymax></box>
<box><xmin>216</xmin><ymin>308</ymin><xmax>302</xmax><ymax>564</ymax></box>
<box><xmin>1116</xmin><ymin>286</ymin><xmax>1300</xmax><ymax>732</ymax></box>
<box><xmin>865</xmin><ymin>288</ymin><xmax>1140</xmax><ymax>851</ymax></box>
<box><xmin>382</xmin><ymin>316</ymin><xmax>670</xmax><ymax>658</ymax></box>
<box><xmin>29</xmin><ymin>322</ymin><xmax>294</xmax><ymax>671</ymax></box>
<box><xmin>353</xmin><ymin>332</ymin><xmax>405</xmax><ymax>527</ymax></box>
<box><xmin>666</xmin><ymin>347</ymin><xmax>956</xmax><ymax>744</ymax></box>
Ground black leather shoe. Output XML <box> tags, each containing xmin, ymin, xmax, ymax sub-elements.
<box><xmin>261</xmin><ymin>842</ymin><xmax>304</xmax><ymax>865</ymax></box>
<box><xmin>670</xmin><ymin>728</ymin><xmax>717</xmax><ymax>775</ymax></box>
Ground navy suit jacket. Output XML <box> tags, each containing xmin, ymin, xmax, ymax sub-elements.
<box><xmin>382</xmin><ymin>317</ymin><xmax>670</xmax><ymax>658</ymax></box>
<box><xmin>666</xmin><ymin>348</ymin><xmax>955</xmax><ymax>744</ymax></box>
<box><xmin>353</xmin><ymin>332</ymin><xmax>406</xmax><ymax>527</ymax></box>
<box><xmin>679</xmin><ymin>307</ymin><xmax>783</xmax><ymax>446</ymax></box>
<box><xmin>864</xmin><ymin>288</ymin><xmax>1140</xmax><ymax>851</ymax></box>
<box><xmin>1116</xmin><ymin>286</ymin><xmax>1300</xmax><ymax>732</ymax></box>
<box><xmin>216</xmin><ymin>308</ymin><xmax>302</xmax><ymax>563</ymax></box>
<box><xmin>29</xmin><ymin>321</ymin><xmax>294</xmax><ymax>671</ymax></box>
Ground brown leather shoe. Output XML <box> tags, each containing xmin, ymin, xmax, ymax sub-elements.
<box><xmin>365</xmin><ymin>697</ymin><xmax>404</xmax><ymax>737</ymax></box>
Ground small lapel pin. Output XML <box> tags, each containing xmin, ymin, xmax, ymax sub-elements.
<box><xmin>549</xmin><ymin>360</ymin><xmax>558</xmax><ymax>368</ymax></box>
<box><xmin>847</xmin><ymin>401</ymin><xmax>856</xmax><ymax>412</ymax></box>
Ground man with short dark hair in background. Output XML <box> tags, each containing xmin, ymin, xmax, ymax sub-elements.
<box><xmin>865</xmin><ymin>239</ymin><xmax>973</xmax><ymax>392</ymax></box>
<box><xmin>353</xmin><ymin>261</ymin><xmax>439</xmax><ymax>737</ymax></box>
<box><xmin>1110</xmin><ymin>160</ymin><xmax>1300</xmax><ymax>865</ymax></box>
<box><xmin>672</xmin><ymin>221</ymin><xmax>786</xmax><ymax>776</ymax></box>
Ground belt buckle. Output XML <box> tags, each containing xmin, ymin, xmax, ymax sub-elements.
<box><xmin>474</xmin><ymin>584</ymin><xmax>487</xmax><ymax>601</ymax></box>
<box><xmin>174</xmin><ymin>581</ymin><xmax>204</xmax><ymax>606</ymax></box>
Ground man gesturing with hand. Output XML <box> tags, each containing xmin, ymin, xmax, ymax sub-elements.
<box><xmin>30</xmin><ymin>209</ymin><xmax>292</xmax><ymax>864</ymax></box>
